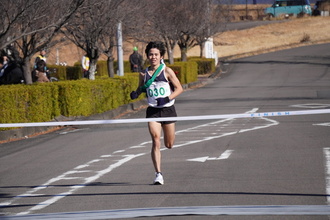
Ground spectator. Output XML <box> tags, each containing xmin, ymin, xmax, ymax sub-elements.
<box><xmin>1</xmin><ymin>43</ymin><xmax>21</xmax><ymax>65</ymax></box>
<box><xmin>34</xmin><ymin>49</ymin><xmax>49</xmax><ymax>79</ymax></box>
<box><xmin>34</xmin><ymin>48</ymin><xmax>47</xmax><ymax>65</ymax></box>
<box><xmin>129</xmin><ymin>46</ymin><xmax>143</xmax><ymax>72</ymax></box>
<box><xmin>35</xmin><ymin>48</ymin><xmax>47</xmax><ymax>63</ymax></box>
<box><xmin>0</xmin><ymin>56</ymin><xmax>24</xmax><ymax>85</ymax></box>
<box><xmin>81</xmin><ymin>54</ymin><xmax>90</xmax><ymax>78</ymax></box>
<box><xmin>35</xmin><ymin>60</ymin><xmax>49</xmax><ymax>83</ymax></box>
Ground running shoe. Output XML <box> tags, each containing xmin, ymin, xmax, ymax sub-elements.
<box><xmin>153</xmin><ymin>172</ymin><xmax>164</xmax><ymax>185</ymax></box>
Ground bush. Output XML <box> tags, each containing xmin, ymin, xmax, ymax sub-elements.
<box><xmin>57</xmin><ymin>75</ymin><xmax>141</xmax><ymax>116</ymax></box>
<box><xmin>0</xmin><ymin>84</ymin><xmax>60</xmax><ymax>130</ymax></box>
<box><xmin>188</xmin><ymin>57</ymin><xmax>216</xmax><ymax>75</ymax></box>
<box><xmin>173</xmin><ymin>61</ymin><xmax>198</xmax><ymax>84</ymax></box>
<box><xmin>48</xmin><ymin>65</ymin><xmax>67</xmax><ymax>80</ymax></box>
<box><xmin>0</xmin><ymin>73</ymin><xmax>141</xmax><ymax>129</ymax></box>
<box><xmin>66</xmin><ymin>66</ymin><xmax>82</xmax><ymax>80</ymax></box>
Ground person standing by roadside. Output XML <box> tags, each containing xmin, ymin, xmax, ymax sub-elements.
<box><xmin>35</xmin><ymin>60</ymin><xmax>50</xmax><ymax>83</ymax></box>
<box><xmin>130</xmin><ymin>41</ymin><xmax>183</xmax><ymax>185</ymax></box>
<box><xmin>34</xmin><ymin>49</ymin><xmax>49</xmax><ymax>80</ymax></box>
<box><xmin>81</xmin><ymin>54</ymin><xmax>90</xmax><ymax>78</ymax></box>
<box><xmin>35</xmin><ymin>49</ymin><xmax>47</xmax><ymax>65</ymax></box>
<box><xmin>0</xmin><ymin>56</ymin><xmax>24</xmax><ymax>85</ymax></box>
<box><xmin>129</xmin><ymin>46</ymin><xmax>143</xmax><ymax>72</ymax></box>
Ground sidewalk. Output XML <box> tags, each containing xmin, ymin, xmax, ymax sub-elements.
<box><xmin>0</xmin><ymin>63</ymin><xmax>223</xmax><ymax>143</ymax></box>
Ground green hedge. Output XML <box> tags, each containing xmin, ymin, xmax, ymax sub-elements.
<box><xmin>167</xmin><ymin>58</ymin><xmax>215</xmax><ymax>84</ymax></box>
<box><xmin>66</xmin><ymin>66</ymin><xmax>83</xmax><ymax>80</ymax></box>
<box><xmin>167</xmin><ymin>65</ymin><xmax>182</xmax><ymax>83</ymax></box>
<box><xmin>188</xmin><ymin>57</ymin><xmax>216</xmax><ymax>75</ymax></box>
<box><xmin>48</xmin><ymin>65</ymin><xmax>67</xmax><ymax>80</ymax></box>
<box><xmin>96</xmin><ymin>61</ymin><xmax>109</xmax><ymax>78</ymax></box>
<box><xmin>171</xmin><ymin>61</ymin><xmax>198</xmax><ymax>84</ymax></box>
<box><xmin>56</xmin><ymin>74</ymin><xmax>141</xmax><ymax>116</ymax></box>
<box><xmin>0</xmin><ymin>73</ymin><xmax>142</xmax><ymax>130</ymax></box>
<box><xmin>0</xmin><ymin>84</ymin><xmax>60</xmax><ymax>125</ymax></box>
<box><xmin>166</xmin><ymin>57</ymin><xmax>215</xmax><ymax>75</ymax></box>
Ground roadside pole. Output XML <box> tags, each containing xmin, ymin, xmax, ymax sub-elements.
<box><xmin>117</xmin><ymin>21</ymin><xmax>124</xmax><ymax>76</ymax></box>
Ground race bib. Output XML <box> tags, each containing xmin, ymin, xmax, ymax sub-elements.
<box><xmin>147</xmin><ymin>81</ymin><xmax>174</xmax><ymax>107</ymax></box>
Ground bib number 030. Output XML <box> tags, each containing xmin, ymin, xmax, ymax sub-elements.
<box><xmin>148</xmin><ymin>87</ymin><xmax>166</xmax><ymax>97</ymax></box>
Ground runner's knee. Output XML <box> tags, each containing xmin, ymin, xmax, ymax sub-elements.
<box><xmin>165</xmin><ymin>141</ymin><xmax>174</xmax><ymax>149</ymax></box>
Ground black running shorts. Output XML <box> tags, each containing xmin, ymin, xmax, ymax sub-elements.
<box><xmin>146</xmin><ymin>105</ymin><xmax>177</xmax><ymax>124</ymax></box>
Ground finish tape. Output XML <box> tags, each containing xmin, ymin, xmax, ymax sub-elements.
<box><xmin>0</xmin><ymin>109</ymin><xmax>329</xmax><ymax>128</ymax></box>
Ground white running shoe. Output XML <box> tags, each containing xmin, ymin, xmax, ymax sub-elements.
<box><xmin>153</xmin><ymin>172</ymin><xmax>164</xmax><ymax>185</ymax></box>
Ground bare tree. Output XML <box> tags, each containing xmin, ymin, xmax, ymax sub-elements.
<box><xmin>100</xmin><ymin>34</ymin><xmax>117</xmax><ymax>78</ymax></box>
<box><xmin>0</xmin><ymin>1</ymin><xmax>37</xmax><ymax>49</ymax></box>
<box><xmin>149</xmin><ymin>0</ymin><xmax>182</xmax><ymax>64</ymax></box>
<box><xmin>99</xmin><ymin>0</ymin><xmax>147</xmax><ymax>77</ymax></box>
<box><xmin>62</xmin><ymin>0</ymin><xmax>126</xmax><ymax>79</ymax></box>
<box><xmin>120</xmin><ymin>0</ymin><xmax>183</xmax><ymax>65</ymax></box>
<box><xmin>137</xmin><ymin>0</ymin><xmax>230</xmax><ymax>62</ymax></box>
<box><xmin>173</xmin><ymin>0</ymin><xmax>214</xmax><ymax>61</ymax></box>
<box><xmin>1</xmin><ymin>0</ymin><xmax>84</xmax><ymax>84</ymax></box>
<box><xmin>130</xmin><ymin>0</ymin><xmax>189</xmax><ymax>64</ymax></box>
<box><xmin>195</xmin><ymin>0</ymin><xmax>231</xmax><ymax>58</ymax></box>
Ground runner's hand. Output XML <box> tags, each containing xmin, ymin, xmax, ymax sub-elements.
<box><xmin>130</xmin><ymin>91</ymin><xmax>139</xmax><ymax>100</ymax></box>
<box><xmin>156</xmin><ymin>97</ymin><xmax>170</xmax><ymax>106</ymax></box>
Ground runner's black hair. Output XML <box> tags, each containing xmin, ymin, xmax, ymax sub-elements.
<box><xmin>145</xmin><ymin>41</ymin><xmax>166</xmax><ymax>57</ymax></box>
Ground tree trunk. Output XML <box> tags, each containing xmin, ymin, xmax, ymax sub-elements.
<box><xmin>199</xmin><ymin>42</ymin><xmax>204</xmax><ymax>58</ymax></box>
<box><xmin>167</xmin><ymin>47</ymin><xmax>174</xmax><ymax>64</ymax></box>
<box><xmin>180</xmin><ymin>47</ymin><xmax>188</xmax><ymax>62</ymax></box>
<box><xmin>22</xmin><ymin>57</ymin><xmax>32</xmax><ymax>84</ymax></box>
<box><xmin>89</xmin><ymin>59</ymin><xmax>97</xmax><ymax>80</ymax></box>
<box><xmin>107</xmin><ymin>56</ymin><xmax>115</xmax><ymax>78</ymax></box>
<box><xmin>164</xmin><ymin>38</ymin><xmax>176</xmax><ymax>64</ymax></box>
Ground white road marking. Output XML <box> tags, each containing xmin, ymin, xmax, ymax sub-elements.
<box><xmin>15</xmin><ymin>154</ymin><xmax>145</xmax><ymax>215</ymax></box>
<box><xmin>218</xmin><ymin>149</ymin><xmax>234</xmax><ymax>159</ymax></box>
<box><xmin>1</xmin><ymin>108</ymin><xmax>280</xmax><ymax>216</ymax></box>
<box><xmin>187</xmin><ymin>150</ymin><xmax>234</xmax><ymax>162</ymax></box>
<box><xmin>314</xmin><ymin>122</ymin><xmax>330</xmax><ymax>127</ymax></box>
<box><xmin>290</xmin><ymin>103</ymin><xmax>330</xmax><ymax>109</ymax></box>
<box><xmin>59</xmin><ymin>128</ymin><xmax>89</xmax><ymax>135</ymax></box>
<box><xmin>113</xmin><ymin>150</ymin><xmax>125</xmax><ymax>154</ymax></box>
<box><xmin>323</xmin><ymin>148</ymin><xmax>330</xmax><ymax>205</ymax></box>
<box><xmin>187</xmin><ymin>156</ymin><xmax>210</xmax><ymax>163</ymax></box>
<box><xmin>129</xmin><ymin>145</ymin><xmax>147</xmax><ymax>149</ymax></box>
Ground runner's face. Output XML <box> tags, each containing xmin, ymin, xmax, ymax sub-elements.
<box><xmin>148</xmin><ymin>48</ymin><xmax>162</xmax><ymax>66</ymax></box>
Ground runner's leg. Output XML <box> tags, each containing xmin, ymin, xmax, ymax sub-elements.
<box><xmin>162</xmin><ymin>123</ymin><xmax>175</xmax><ymax>149</ymax></box>
<box><xmin>148</xmin><ymin>121</ymin><xmax>162</xmax><ymax>172</ymax></box>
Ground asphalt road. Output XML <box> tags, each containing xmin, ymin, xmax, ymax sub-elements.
<box><xmin>1</xmin><ymin>43</ymin><xmax>330</xmax><ymax>219</ymax></box>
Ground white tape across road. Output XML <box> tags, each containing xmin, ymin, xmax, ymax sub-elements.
<box><xmin>1</xmin><ymin>109</ymin><xmax>330</xmax><ymax>128</ymax></box>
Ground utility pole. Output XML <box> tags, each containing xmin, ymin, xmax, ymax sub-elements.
<box><xmin>117</xmin><ymin>21</ymin><xmax>124</xmax><ymax>76</ymax></box>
